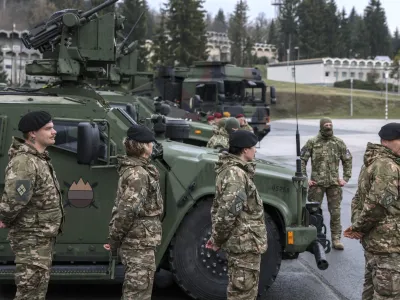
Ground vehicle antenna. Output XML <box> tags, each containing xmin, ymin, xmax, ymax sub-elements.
<box><xmin>292</xmin><ymin>58</ymin><xmax>305</xmax><ymax>226</ymax></box>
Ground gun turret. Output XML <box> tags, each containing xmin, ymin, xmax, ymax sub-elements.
<box><xmin>21</xmin><ymin>0</ymin><xmax>120</xmax><ymax>81</ymax></box>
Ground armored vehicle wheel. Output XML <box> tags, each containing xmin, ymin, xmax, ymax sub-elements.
<box><xmin>168</xmin><ymin>198</ymin><xmax>282</xmax><ymax>300</ymax></box>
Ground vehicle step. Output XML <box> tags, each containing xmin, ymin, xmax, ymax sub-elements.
<box><xmin>0</xmin><ymin>265</ymin><xmax>126</xmax><ymax>280</ymax></box>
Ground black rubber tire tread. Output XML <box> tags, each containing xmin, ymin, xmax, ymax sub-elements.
<box><xmin>168</xmin><ymin>197</ymin><xmax>282</xmax><ymax>300</ymax></box>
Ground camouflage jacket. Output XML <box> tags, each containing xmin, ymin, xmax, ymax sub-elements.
<box><xmin>206</xmin><ymin>128</ymin><xmax>229</xmax><ymax>149</ymax></box>
<box><xmin>300</xmin><ymin>132</ymin><xmax>352</xmax><ymax>186</ymax></box>
<box><xmin>241</xmin><ymin>124</ymin><xmax>254</xmax><ymax>132</ymax></box>
<box><xmin>108</xmin><ymin>155</ymin><xmax>163</xmax><ymax>250</ymax></box>
<box><xmin>351</xmin><ymin>142</ymin><xmax>400</xmax><ymax>254</ymax></box>
<box><xmin>210</xmin><ymin>152</ymin><xmax>267</xmax><ymax>255</ymax></box>
<box><xmin>0</xmin><ymin>137</ymin><xmax>64</xmax><ymax>238</ymax></box>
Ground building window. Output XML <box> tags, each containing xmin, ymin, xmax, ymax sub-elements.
<box><xmin>325</xmin><ymin>71</ymin><xmax>330</xmax><ymax>77</ymax></box>
<box><xmin>334</xmin><ymin>71</ymin><xmax>338</xmax><ymax>78</ymax></box>
<box><xmin>358</xmin><ymin>72</ymin><xmax>364</xmax><ymax>79</ymax></box>
<box><xmin>5</xmin><ymin>65</ymin><xmax>11</xmax><ymax>69</ymax></box>
<box><xmin>350</xmin><ymin>72</ymin><xmax>355</xmax><ymax>78</ymax></box>
<box><xmin>342</xmin><ymin>72</ymin><xmax>347</xmax><ymax>78</ymax></box>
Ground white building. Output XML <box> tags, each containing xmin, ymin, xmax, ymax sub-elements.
<box><xmin>0</xmin><ymin>28</ymin><xmax>43</xmax><ymax>86</ymax></box>
<box><xmin>267</xmin><ymin>57</ymin><xmax>396</xmax><ymax>86</ymax></box>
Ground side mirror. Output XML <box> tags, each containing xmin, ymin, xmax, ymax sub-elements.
<box><xmin>218</xmin><ymin>94</ymin><xmax>226</xmax><ymax>102</ymax></box>
<box><xmin>77</xmin><ymin>122</ymin><xmax>100</xmax><ymax>165</ymax></box>
<box><xmin>270</xmin><ymin>86</ymin><xmax>277</xmax><ymax>104</ymax></box>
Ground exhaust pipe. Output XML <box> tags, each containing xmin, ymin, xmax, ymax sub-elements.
<box><xmin>311</xmin><ymin>240</ymin><xmax>329</xmax><ymax>270</ymax></box>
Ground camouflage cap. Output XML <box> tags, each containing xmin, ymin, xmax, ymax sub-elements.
<box><xmin>320</xmin><ymin>117</ymin><xmax>332</xmax><ymax>127</ymax></box>
<box><xmin>379</xmin><ymin>122</ymin><xmax>400</xmax><ymax>140</ymax></box>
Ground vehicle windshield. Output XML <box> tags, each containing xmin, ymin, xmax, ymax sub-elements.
<box><xmin>224</xmin><ymin>80</ymin><xmax>266</xmax><ymax>103</ymax></box>
<box><xmin>112</xmin><ymin>107</ymin><xmax>138</xmax><ymax>126</ymax></box>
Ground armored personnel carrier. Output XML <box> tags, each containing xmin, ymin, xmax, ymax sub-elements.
<box><xmin>0</xmin><ymin>1</ymin><xmax>330</xmax><ymax>299</ymax></box>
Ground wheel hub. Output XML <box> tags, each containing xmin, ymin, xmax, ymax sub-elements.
<box><xmin>199</xmin><ymin>231</ymin><xmax>228</xmax><ymax>278</ymax></box>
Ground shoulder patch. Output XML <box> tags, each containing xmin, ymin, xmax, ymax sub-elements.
<box><xmin>345</xmin><ymin>148</ymin><xmax>352</xmax><ymax>159</ymax></box>
<box><xmin>15</xmin><ymin>180</ymin><xmax>31</xmax><ymax>202</ymax></box>
<box><xmin>381</xmin><ymin>189</ymin><xmax>397</xmax><ymax>208</ymax></box>
<box><xmin>229</xmin><ymin>190</ymin><xmax>247</xmax><ymax>215</ymax></box>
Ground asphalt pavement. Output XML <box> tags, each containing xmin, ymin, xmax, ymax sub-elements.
<box><xmin>1</xmin><ymin>118</ymin><xmax>400</xmax><ymax>300</ymax></box>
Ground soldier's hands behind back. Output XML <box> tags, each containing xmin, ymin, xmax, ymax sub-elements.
<box><xmin>343</xmin><ymin>226</ymin><xmax>363</xmax><ymax>239</ymax></box>
<box><xmin>338</xmin><ymin>178</ymin><xmax>347</xmax><ymax>186</ymax></box>
<box><xmin>0</xmin><ymin>221</ymin><xmax>6</xmax><ymax>228</ymax></box>
<box><xmin>308</xmin><ymin>180</ymin><xmax>317</xmax><ymax>187</ymax></box>
<box><xmin>103</xmin><ymin>243</ymin><xmax>111</xmax><ymax>251</ymax></box>
<box><xmin>205</xmin><ymin>239</ymin><xmax>220</xmax><ymax>251</ymax></box>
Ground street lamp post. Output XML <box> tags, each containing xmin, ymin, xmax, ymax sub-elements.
<box><xmin>384</xmin><ymin>71</ymin><xmax>388</xmax><ymax>120</ymax></box>
<box><xmin>294</xmin><ymin>46</ymin><xmax>300</xmax><ymax>60</ymax></box>
<box><xmin>350</xmin><ymin>78</ymin><xmax>353</xmax><ymax>117</ymax></box>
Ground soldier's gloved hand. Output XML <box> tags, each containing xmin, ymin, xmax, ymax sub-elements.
<box><xmin>338</xmin><ymin>178</ymin><xmax>347</xmax><ymax>186</ymax></box>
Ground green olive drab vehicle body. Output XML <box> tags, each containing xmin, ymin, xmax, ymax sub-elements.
<box><xmin>0</xmin><ymin>2</ymin><xmax>330</xmax><ymax>299</ymax></box>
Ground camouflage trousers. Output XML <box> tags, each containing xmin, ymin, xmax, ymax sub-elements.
<box><xmin>9</xmin><ymin>235</ymin><xmax>55</xmax><ymax>300</ymax></box>
<box><xmin>362</xmin><ymin>251</ymin><xmax>400</xmax><ymax>300</ymax></box>
<box><xmin>119</xmin><ymin>247</ymin><xmax>156</xmax><ymax>300</ymax></box>
<box><xmin>308</xmin><ymin>185</ymin><xmax>343</xmax><ymax>240</ymax></box>
<box><xmin>226</xmin><ymin>252</ymin><xmax>261</xmax><ymax>300</ymax></box>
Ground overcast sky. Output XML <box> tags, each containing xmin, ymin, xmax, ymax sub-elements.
<box><xmin>147</xmin><ymin>0</ymin><xmax>399</xmax><ymax>34</ymax></box>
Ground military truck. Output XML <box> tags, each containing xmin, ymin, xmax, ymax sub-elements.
<box><xmin>129</xmin><ymin>62</ymin><xmax>277</xmax><ymax>141</ymax></box>
<box><xmin>0</xmin><ymin>2</ymin><xmax>330</xmax><ymax>299</ymax></box>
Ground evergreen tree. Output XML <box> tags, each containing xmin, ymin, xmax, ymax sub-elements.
<box><xmin>205</xmin><ymin>12</ymin><xmax>213</xmax><ymax>31</ymax></box>
<box><xmin>324</xmin><ymin>0</ymin><xmax>340</xmax><ymax>57</ymax></box>
<box><xmin>267</xmin><ymin>20</ymin><xmax>279</xmax><ymax>46</ymax></box>
<box><xmin>212</xmin><ymin>9</ymin><xmax>228</xmax><ymax>33</ymax></box>
<box><xmin>392</xmin><ymin>28</ymin><xmax>400</xmax><ymax>57</ymax></box>
<box><xmin>353</xmin><ymin>15</ymin><xmax>370</xmax><ymax>58</ymax></box>
<box><xmin>297</xmin><ymin>0</ymin><xmax>328</xmax><ymax>58</ymax></box>
<box><xmin>228</xmin><ymin>0</ymin><xmax>250</xmax><ymax>66</ymax></box>
<box><xmin>165</xmin><ymin>0</ymin><xmax>208</xmax><ymax>67</ymax></box>
<box><xmin>337</xmin><ymin>8</ymin><xmax>352</xmax><ymax>57</ymax></box>
<box><xmin>390</xmin><ymin>49</ymin><xmax>400</xmax><ymax>80</ymax></box>
<box><xmin>119</xmin><ymin>0</ymin><xmax>149</xmax><ymax>71</ymax></box>
<box><xmin>150</xmin><ymin>9</ymin><xmax>172</xmax><ymax>67</ymax></box>
<box><xmin>277</xmin><ymin>0</ymin><xmax>299</xmax><ymax>61</ymax></box>
<box><xmin>364</xmin><ymin>0</ymin><xmax>392</xmax><ymax>57</ymax></box>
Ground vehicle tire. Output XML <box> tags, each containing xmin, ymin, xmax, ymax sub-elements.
<box><xmin>168</xmin><ymin>197</ymin><xmax>282</xmax><ymax>300</ymax></box>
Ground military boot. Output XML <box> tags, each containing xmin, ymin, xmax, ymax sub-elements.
<box><xmin>332</xmin><ymin>238</ymin><xmax>344</xmax><ymax>250</ymax></box>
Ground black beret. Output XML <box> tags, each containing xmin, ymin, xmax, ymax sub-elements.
<box><xmin>18</xmin><ymin>111</ymin><xmax>52</xmax><ymax>133</ymax></box>
<box><xmin>127</xmin><ymin>125</ymin><xmax>155</xmax><ymax>143</ymax></box>
<box><xmin>378</xmin><ymin>122</ymin><xmax>400</xmax><ymax>140</ymax></box>
<box><xmin>229</xmin><ymin>130</ymin><xmax>258</xmax><ymax>148</ymax></box>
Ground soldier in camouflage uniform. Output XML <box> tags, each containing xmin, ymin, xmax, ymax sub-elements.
<box><xmin>104</xmin><ymin>124</ymin><xmax>163</xmax><ymax>300</ymax></box>
<box><xmin>236</xmin><ymin>114</ymin><xmax>254</xmax><ymax>132</ymax></box>
<box><xmin>345</xmin><ymin>123</ymin><xmax>400</xmax><ymax>300</ymax></box>
<box><xmin>300</xmin><ymin>117</ymin><xmax>352</xmax><ymax>250</ymax></box>
<box><xmin>0</xmin><ymin>111</ymin><xmax>64</xmax><ymax>300</ymax></box>
<box><xmin>207</xmin><ymin>117</ymin><xmax>240</xmax><ymax>150</ymax></box>
<box><xmin>206</xmin><ymin>130</ymin><xmax>267</xmax><ymax>300</ymax></box>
